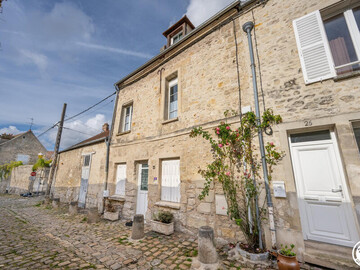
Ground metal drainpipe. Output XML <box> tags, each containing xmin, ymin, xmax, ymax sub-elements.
<box><xmin>102</xmin><ymin>85</ymin><xmax>120</xmax><ymax>213</ymax></box>
<box><xmin>242</xmin><ymin>21</ymin><xmax>277</xmax><ymax>249</ymax></box>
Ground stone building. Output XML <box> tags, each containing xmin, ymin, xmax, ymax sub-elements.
<box><xmin>0</xmin><ymin>130</ymin><xmax>47</xmax><ymax>165</ymax></box>
<box><xmin>105</xmin><ymin>0</ymin><xmax>360</xmax><ymax>268</ymax></box>
<box><xmin>52</xmin><ymin>124</ymin><xmax>109</xmax><ymax>210</ymax></box>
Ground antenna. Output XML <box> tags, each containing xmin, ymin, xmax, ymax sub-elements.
<box><xmin>29</xmin><ymin>118</ymin><xmax>34</xmax><ymax>130</ymax></box>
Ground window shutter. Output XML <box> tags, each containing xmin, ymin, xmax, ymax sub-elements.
<box><xmin>161</xmin><ymin>160</ymin><xmax>180</xmax><ymax>203</ymax></box>
<box><xmin>116</xmin><ymin>164</ymin><xmax>126</xmax><ymax>196</ymax></box>
<box><xmin>293</xmin><ymin>10</ymin><xmax>336</xmax><ymax>84</ymax></box>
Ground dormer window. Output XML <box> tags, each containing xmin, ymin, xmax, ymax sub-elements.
<box><xmin>163</xmin><ymin>15</ymin><xmax>195</xmax><ymax>48</ymax></box>
<box><xmin>171</xmin><ymin>31</ymin><xmax>183</xmax><ymax>45</ymax></box>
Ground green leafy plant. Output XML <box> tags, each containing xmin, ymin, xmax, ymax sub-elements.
<box><xmin>189</xmin><ymin>109</ymin><xmax>284</xmax><ymax>251</ymax></box>
<box><xmin>153</xmin><ymin>211</ymin><xmax>174</xmax><ymax>224</ymax></box>
<box><xmin>0</xmin><ymin>161</ymin><xmax>23</xmax><ymax>180</ymax></box>
<box><xmin>32</xmin><ymin>158</ymin><xmax>51</xmax><ymax>172</ymax></box>
<box><xmin>279</xmin><ymin>244</ymin><xmax>296</xmax><ymax>257</ymax></box>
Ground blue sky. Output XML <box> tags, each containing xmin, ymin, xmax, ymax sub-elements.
<box><xmin>0</xmin><ymin>0</ymin><xmax>233</xmax><ymax>150</ymax></box>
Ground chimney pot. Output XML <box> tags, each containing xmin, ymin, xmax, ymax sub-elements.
<box><xmin>102</xmin><ymin>123</ymin><xmax>109</xmax><ymax>132</ymax></box>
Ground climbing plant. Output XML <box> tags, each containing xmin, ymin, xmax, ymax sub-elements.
<box><xmin>189</xmin><ymin>109</ymin><xmax>284</xmax><ymax>251</ymax></box>
<box><xmin>32</xmin><ymin>158</ymin><xmax>52</xmax><ymax>172</ymax></box>
<box><xmin>0</xmin><ymin>161</ymin><xmax>23</xmax><ymax>180</ymax></box>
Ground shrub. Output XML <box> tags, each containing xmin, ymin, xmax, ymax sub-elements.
<box><xmin>154</xmin><ymin>211</ymin><xmax>174</xmax><ymax>224</ymax></box>
<box><xmin>279</xmin><ymin>244</ymin><xmax>296</xmax><ymax>257</ymax></box>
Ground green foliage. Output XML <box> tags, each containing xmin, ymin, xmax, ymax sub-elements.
<box><xmin>153</xmin><ymin>211</ymin><xmax>174</xmax><ymax>224</ymax></box>
<box><xmin>279</xmin><ymin>244</ymin><xmax>296</xmax><ymax>257</ymax></box>
<box><xmin>32</xmin><ymin>158</ymin><xmax>51</xmax><ymax>172</ymax></box>
<box><xmin>0</xmin><ymin>161</ymin><xmax>23</xmax><ymax>180</ymax></box>
<box><xmin>189</xmin><ymin>109</ymin><xmax>284</xmax><ymax>250</ymax></box>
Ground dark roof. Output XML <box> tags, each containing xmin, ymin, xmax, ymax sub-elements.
<box><xmin>61</xmin><ymin>130</ymin><xmax>109</xmax><ymax>153</ymax></box>
<box><xmin>163</xmin><ymin>15</ymin><xmax>195</xmax><ymax>37</ymax></box>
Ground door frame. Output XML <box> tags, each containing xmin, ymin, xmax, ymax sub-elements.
<box><xmin>136</xmin><ymin>162</ymin><xmax>149</xmax><ymax>216</ymax></box>
<box><xmin>78</xmin><ymin>152</ymin><xmax>94</xmax><ymax>208</ymax></box>
<box><xmin>288</xmin><ymin>128</ymin><xmax>360</xmax><ymax>246</ymax></box>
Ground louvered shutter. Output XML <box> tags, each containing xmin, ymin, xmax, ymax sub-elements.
<box><xmin>161</xmin><ymin>160</ymin><xmax>180</xmax><ymax>203</ymax></box>
<box><xmin>293</xmin><ymin>10</ymin><xmax>336</xmax><ymax>84</ymax></box>
<box><xmin>115</xmin><ymin>164</ymin><xmax>126</xmax><ymax>196</ymax></box>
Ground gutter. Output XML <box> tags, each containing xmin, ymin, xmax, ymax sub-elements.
<box><xmin>114</xmin><ymin>0</ymin><xmax>256</xmax><ymax>88</ymax></box>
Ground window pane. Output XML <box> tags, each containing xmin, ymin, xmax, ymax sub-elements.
<box><xmin>324</xmin><ymin>13</ymin><xmax>360</xmax><ymax>74</ymax></box>
<box><xmin>354</xmin><ymin>7</ymin><xmax>360</xmax><ymax>32</ymax></box>
<box><xmin>290</xmin><ymin>130</ymin><xmax>331</xmax><ymax>143</ymax></box>
<box><xmin>140</xmin><ymin>164</ymin><xmax>148</xmax><ymax>191</ymax></box>
<box><xmin>83</xmin><ymin>155</ymin><xmax>90</xmax><ymax>166</ymax></box>
<box><xmin>169</xmin><ymin>110</ymin><xmax>177</xmax><ymax>119</ymax></box>
<box><xmin>353</xmin><ymin>127</ymin><xmax>360</xmax><ymax>153</ymax></box>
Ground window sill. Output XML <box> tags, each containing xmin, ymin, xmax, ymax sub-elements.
<box><xmin>334</xmin><ymin>70</ymin><xmax>360</xmax><ymax>82</ymax></box>
<box><xmin>162</xmin><ymin>117</ymin><xmax>179</xmax><ymax>125</ymax></box>
<box><xmin>155</xmin><ymin>201</ymin><xmax>181</xmax><ymax>209</ymax></box>
<box><xmin>108</xmin><ymin>195</ymin><xmax>126</xmax><ymax>202</ymax></box>
<box><xmin>116</xmin><ymin>130</ymin><xmax>131</xmax><ymax>136</ymax></box>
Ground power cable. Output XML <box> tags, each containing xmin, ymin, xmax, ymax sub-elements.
<box><xmin>64</xmin><ymin>91</ymin><xmax>116</xmax><ymax>122</ymax></box>
<box><xmin>37</xmin><ymin>122</ymin><xmax>59</xmax><ymax>137</ymax></box>
<box><xmin>63</xmin><ymin>127</ymin><xmax>93</xmax><ymax>136</ymax></box>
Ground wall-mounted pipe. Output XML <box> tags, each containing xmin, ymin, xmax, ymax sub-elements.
<box><xmin>242</xmin><ymin>21</ymin><xmax>277</xmax><ymax>249</ymax></box>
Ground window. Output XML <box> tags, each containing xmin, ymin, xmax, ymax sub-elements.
<box><xmin>83</xmin><ymin>155</ymin><xmax>91</xmax><ymax>167</ymax></box>
<box><xmin>171</xmin><ymin>31</ymin><xmax>183</xmax><ymax>45</ymax></box>
<box><xmin>293</xmin><ymin>3</ymin><xmax>360</xmax><ymax>84</ymax></box>
<box><xmin>120</xmin><ymin>104</ymin><xmax>133</xmax><ymax>132</ymax></box>
<box><xmin>353</xmin><ymin>122</ymin><xmax>360</xmax><ymax>153</ymax></box>
<box><xmin>324</xmin><ymin>8</ymin><xmax>360</xmax><ymax>75</ymax></box>
<box><xmin>165</xmin><ymin>77</ymin><xmax>178</xmax><ymax>120</ymax></box>
<box><xmin>161</xmin><ymin>159</ymin><xmax>180</xmax><ymax>203</ymax></box>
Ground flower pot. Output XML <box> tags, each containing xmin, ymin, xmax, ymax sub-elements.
<box><xmin>104</xmin><ymin>211</ymin><xmax>120</xmax><ymax>221</ymax></box>
<box><xmin>235</xmin><ymin>243</ymin><xmax>269</xmax><ymax>262</ymax></box>
<box><xmin>276</xmin><ymin>251</ymin><xmax>300</xmax><ymax>270</ymax></box>
<box><xmin>151</xmin><ymin>220</ymin><xmax>174</xmax><ymax>235</ymax></box>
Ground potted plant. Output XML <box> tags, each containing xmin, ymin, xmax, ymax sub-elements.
<box><xmin>103</xmin><ymin>201</ymin><xmax>120</xmax><ymax>221</ymax></box>
<box><xmin>276</xmin><ymin>244</ymin><xmax>300</xmax><ymax>270</ymax></box>
<box><xmin>151</xmin><ymin>211</ymin><xmax>174</xmax><ymax>235</ymax></box>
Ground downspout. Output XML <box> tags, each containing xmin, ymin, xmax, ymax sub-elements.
<box><xmin>103</xmin><ymin>85</ymin><xmax>120</xmax><ymax>213</ymax></box>
<box><xmin>242</xmin><ymin>21</ymin><xmax>277</xmax><ymax>249</ymax></box>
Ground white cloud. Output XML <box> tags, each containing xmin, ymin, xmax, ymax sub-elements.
<box><xmin>0</xmin><ymin>126</ymin><xmax>24</xmax><ymax>135</ymax></box>
<box><xmin>186</xmin><ymin>0</ymin><xmax>235</xmax><ymax>26</ymax></box>
<box><xmin>19</xmin><ymin>49</ymin><xmax>48</xmax><ymax>72</ymax></box>
<box><xmin>76</xmin><ymin>42</ymin><xmax>152</xmax><ymax>59</ymax></box>
<box><xmin>40</xmin><ymin>114</ymin><xmax>109</xmax><ymax>150</ymax></box>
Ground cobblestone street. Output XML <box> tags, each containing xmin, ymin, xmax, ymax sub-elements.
<box><xmin>0</xmin><ymin>195</ymin><xmax>249</xmax><ymax>270</ymax></box>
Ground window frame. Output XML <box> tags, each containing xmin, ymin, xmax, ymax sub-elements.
<box><xmin>119</xmin><ymin>102</ymin><xmax>133</xmax><ymax>133</ymax></box>
<box><xmin>170</xmin><ymin>31</ymin><xmax>183</xmax><ymax>45</ymax></box>
<box><xmin>168</xmin><ymin>78</ymin><xmax>178</xmax><ymax>120</ymax></box>
<box><xmin>323</xmin><ymin>6</ymin><xmax>360</xmax><ymax>72</ymax></box>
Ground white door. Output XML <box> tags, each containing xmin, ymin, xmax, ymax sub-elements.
<box><xmin>79</xmin><ymin>154</ymin><xmax>91</xmax><ymax>208</ymax></box>
<box><xmin>115</xmin><ymin>164</ymin><xmax>126</xmax><ymax>196</ymax></box>
<box><xmin>136</xmin><ymin>164</ymin><xmax>149</xmax><ymax>215</ymax></box>
<box><xmin>289</xmin><ymin>130</ymin><xmax>359</xmax><ymax>247</ymax></box>
<box><xmin>161</xmin><ymin>160</ymin><xmax>180</xmax><ymax>203</ymax></box>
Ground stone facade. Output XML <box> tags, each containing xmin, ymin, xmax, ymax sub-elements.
<box><xmin>0</xmin><ymin>130</ymin><xmax>47</xmax><ymax>165</ymax></box>
<box><xmin>53</xmin><ymin>140</ymin><xmax>107</xmax><ymax>210</ymax></box>
<box><xmin>107</xmin><ymin>0</ymin><xmax>360</xmax><ymax>268</ymax></box>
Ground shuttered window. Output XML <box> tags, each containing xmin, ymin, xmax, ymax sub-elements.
<box><xmin>161</xmin><ymin>160</ymin><xmax>180</xmax><ymax>203</ymax></box>
<box><xmin>293</xmin><ymin>11</ymin><xmax>336</xmax><ymax>84</ymax></box>
<box><xmin>115</xmin><ymin>164</ymin><xmax>126</xmax><ymax>196</ymax></box>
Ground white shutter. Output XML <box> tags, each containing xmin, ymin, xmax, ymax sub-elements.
<box><xmin>116</xmin><ymin>164</ymin><xmax>126</xmax><ymax>196</ymax></box>
<box><xmin>293</xmin><ymin>10</ymin><xmax>336</xmax><ymax>84</ymax></box>
<box><xmin>161</xmin><ymin>160</ymin><xmax>180</xmax><ymax>203</ymax></box>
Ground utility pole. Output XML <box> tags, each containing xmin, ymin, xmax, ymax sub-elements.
<box><xmin>46</xmin><ymin>103</ymin><xmax>67</xmax><ymax>197</ymax></box>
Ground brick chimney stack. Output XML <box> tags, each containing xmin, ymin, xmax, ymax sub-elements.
<box><xmin>102</xmin><ymin>123</ymin><xmax>109</xmax><ymax>132</ymax></box>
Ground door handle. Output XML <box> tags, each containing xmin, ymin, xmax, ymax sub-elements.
<box><xmin>331</xmin><ymin>185</ymin><xmax>342</xmax><ymax>193</ymax></box>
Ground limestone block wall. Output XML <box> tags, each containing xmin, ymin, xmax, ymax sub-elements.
<box><xmin>7</xmin><ymin>165</ymin><xmax>33</xmax><ymax>194</ymax></box>
<box><xmin>109</xmin><ymin>0</ymin><xmax>360</xmax><ymax>264</ymax></box>
<box><xmin>54</xmin><ymin>142</ymin><xmax>107</xmax><ymax>210</ymax></box>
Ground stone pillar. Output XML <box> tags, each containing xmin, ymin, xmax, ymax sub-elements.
<box><xmin>198</xmin><ymin>226</ymin><xmax>218</xmax><ymax>264</ymax></box>
<box><xmin>87</xmin><ymin>207</ymin><xmax>100</xmax><ymax>223</ymax></box>
<box><xmin>52</xmin><ymin>198</ymin><xmax>60</xmax><ymax>208</ymax></box>
<box><xmin>69</xmin><ymin>202</ymin><xmax>78</xmax><ymax>215</ymax></box>
<box><xmin>131</xmin><ymin>214</ymin><xmax>144</xmax><ymax>240</ymax></box>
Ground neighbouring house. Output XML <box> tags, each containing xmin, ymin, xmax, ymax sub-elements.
<box><xmin>105</xmin><ymin>0</ymin><xmax>360</xmax><ymax>268</ymax></box>
<box><xmin>0</xmin><ymin>130</ymin><xmax>48</xmax><ymax>193</ymax></box>
<box><xmin>0</xmin><ymin>130</ymin><xmax>47</xmax><ymax>165</ymax></box>
<box><xmin>52</xmin><ymin>123</ymin><xmax>109</xmax><ymax>210</ymax></box>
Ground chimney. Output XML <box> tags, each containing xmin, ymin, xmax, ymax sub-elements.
<box><xmin>102</xmin><ymin>123</ymin><xmax>109</xmax><ymax>132</ymax></box>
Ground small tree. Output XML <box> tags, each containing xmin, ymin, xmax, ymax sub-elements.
<box><xmin>190</xmin><ymin>109</ymin><xmax>283</xmax><ymax>251</ymax></box>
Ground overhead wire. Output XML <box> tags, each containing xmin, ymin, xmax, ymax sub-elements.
<box><xmin>62</xmin><ymin>127</ymin><xmax>93</xmax><ymax>136</ymax></box>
